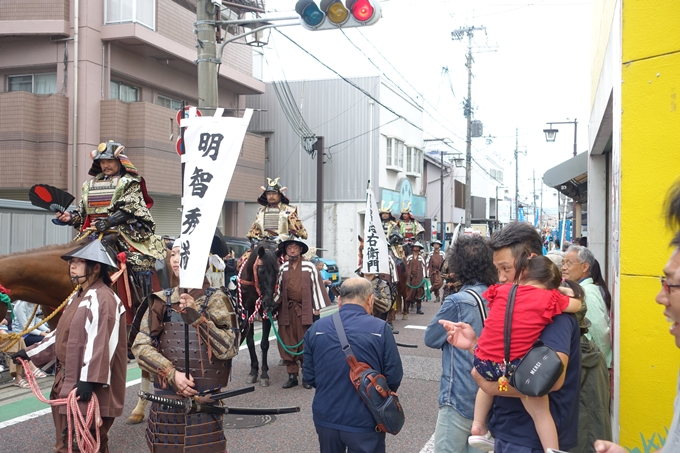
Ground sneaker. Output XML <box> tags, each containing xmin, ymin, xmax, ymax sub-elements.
<box><xmin>468</xmin><ymin>432</ymin><xmax>495</xmax><ymax>452</ymax></box>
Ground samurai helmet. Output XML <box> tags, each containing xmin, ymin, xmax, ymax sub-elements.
<box><xmin>87</xmin><ymin>140</ymin><xmax>139</xmax><ymax>176</ymax></box>
<box><xmin>278</xmin><ymin>237</ymin><xmax>309</xmax><ymax>255</ymax></box>
<box><xmin>61</xmin><ymin>239</ymin><xmax>118</xmax><ymax>271</ymax></box>
<box><xmin>258</xmin><ymin>177</ymin><xmax>290</xmax><ymax>206</ymax></box>
<box><xmin>431</xmin><ymin>239</ymin><xmax>442</xmax><ymax>247</ymax></box>
<box><xmin>411</xmin><ymin>241</ymin><xmax>424</xmax><ymax>250</ymax></box>
<box><xmin>379</xmin><ymin>200</ymin><xmax>396</xmax><ymax>221</ymax></box>
<box><xmin>400</xmin><ymin>201</ymin><xmax>412</xmax><ymax>214</ymax></box>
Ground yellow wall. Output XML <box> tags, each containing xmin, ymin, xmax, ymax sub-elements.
<box><xmin>619</xmin><ymin>1</ymin><xmax>680</xmax><ymax>449</ymax></box>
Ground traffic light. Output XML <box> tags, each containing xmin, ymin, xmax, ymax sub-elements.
<box><xmin>295</xmin><ymin>0</ymin><xmax>382</xmax><ymax>31</ymax></box>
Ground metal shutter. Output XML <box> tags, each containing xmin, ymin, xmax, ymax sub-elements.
<box><xmin>150</xmin><ymin>195</ymin><xmax>182</xmax><ymax>237</ymax></box>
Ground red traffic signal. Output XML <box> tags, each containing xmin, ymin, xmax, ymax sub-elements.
<box><xmin>295</xmin><ymin>0</ymin><xmax>381</xmax><ymax>30</ymax></box>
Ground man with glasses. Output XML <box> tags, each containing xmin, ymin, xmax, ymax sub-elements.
<box><xmin>595</xmin><ymin>182</ymin><xmax>680</xmax><ymax>452</ymax></box>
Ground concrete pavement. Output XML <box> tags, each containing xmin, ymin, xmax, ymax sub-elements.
<box><xmin>0</xmin><ymin>299</ymin><xmax>446</xmax><ymax>452</ymax></box>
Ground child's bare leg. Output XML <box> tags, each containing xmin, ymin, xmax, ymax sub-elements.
<box><xmin>521</xmin><ymin>395</ymin><xmax>558</xmax><ymax>451</ymax></box>
<box><xmin>471</xmin><ymin>388</ymin><xmax>494</xmax><ymax>436</ymax></box>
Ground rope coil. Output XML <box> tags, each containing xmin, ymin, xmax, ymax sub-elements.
<box><xmin>17</xmin><ymin>358</ymin><xmax>102</xmax><ymax>453</ymax></box>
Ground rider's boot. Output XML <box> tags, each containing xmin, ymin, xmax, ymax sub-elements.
<box><xmin>282</xmin><ymin>373</ymin><xmax>298</xmax><ymax>389</ymax></box>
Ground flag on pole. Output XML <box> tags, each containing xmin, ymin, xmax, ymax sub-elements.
<box><xmin>362</xmin><ymin>184</ymin><xmax>390</xmax><ymax>275</ymax></box>
<box><xmin>176</xmin><ymin>108</ymin><xmax>253</xmax><ymax>289</ymax></box>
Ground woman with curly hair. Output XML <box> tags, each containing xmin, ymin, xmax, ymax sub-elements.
<box><xmin>424</xmin><ymin>235</ymin><xmax>498</xmax><ymax>453</ymax></box>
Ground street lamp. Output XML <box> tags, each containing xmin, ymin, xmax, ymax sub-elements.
<box><xmin>544</xmin><ymin>119</ymin><xmax>578</xmax><ymax>157</ymax></box>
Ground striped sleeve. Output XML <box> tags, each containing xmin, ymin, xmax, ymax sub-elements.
<box><xmin>80</xmin><ymin>289</ymin><xmax>125</xmax><ymax>385</ymax></box>
<box><xmin>304</xmin><ymin>262</ymin><xmax>330</xmax><ymax>310</ymax></box>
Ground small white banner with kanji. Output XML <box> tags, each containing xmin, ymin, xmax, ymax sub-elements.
<box><xmin>362</xmin><ymin>185</ymin><xmax>390</xmax><ymax>275</ymax></box>
<box><xmin>177</xmin><ymin>108</ymin><xmax>253</xmax><ymax>289</ymax></box>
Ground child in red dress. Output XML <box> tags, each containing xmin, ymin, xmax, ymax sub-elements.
<box><xmin>468</xmin><ymin>255</ymin><xmax>585</xmax><ymax>452</ymax></box>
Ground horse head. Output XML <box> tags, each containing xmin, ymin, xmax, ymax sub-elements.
<box><xmin>255</xmin><ymin>238</ymin><xmax>280</xmax><ymax>313</ymax></box>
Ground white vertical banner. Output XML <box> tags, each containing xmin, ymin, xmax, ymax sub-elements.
<box><xmin>177</xmin><ymin>108</ymin><xmax>253</xmax><ymax>289</ymax></box>
<box><xmin>362</xmin><ymin>185</ymin><xmax>390</xmax><ymax>275</ymax></box>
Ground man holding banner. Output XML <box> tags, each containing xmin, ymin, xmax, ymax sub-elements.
<box><xmin>132</xmin><ymin>108</ymin><xmax>252</xmax><ymax>453</ymax></box>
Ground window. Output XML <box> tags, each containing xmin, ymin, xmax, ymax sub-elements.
<box><xmin>395</xmin><ymin>140</ymin><xmax>404</xmax><ymax>168</ymax></box>
<box><xmin>386</xmin><ymin>137</ymin><xmax>393</xmax><ymax>166</ymax></box>
<box><xmin>105</xmin><ymin>0</ymin><xmax>155</xmax><ymax>30</ymax></box>
<box><xmin>8</xmin><ymin>73</ymin><xmax>57</xmax><ymax>94</ymax></box>
<box><xmin>157</xmin><ymin>95</ymin><xmax>183</xmax><ymax>110</ymax></box>
<box><xmin>110</xmin><ymin>81</ymin><xmax>138</xmax><ymax>102</ymax></box>
<box><xmin>406</xmin><ymin>147</ymin><xmax>422</xmax><ymax>174</ymax></box>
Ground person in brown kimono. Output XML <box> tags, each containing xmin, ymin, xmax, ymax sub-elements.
<box><xmin>427</xmin><ymin>239</ymin><xmax>446</xmax><ymax>303</ymax></box>
<box><xmin>131</xmin><ymin>235</ymin><xmax>240</xmax><ymax>453</ymax></box>
<box><xmin>12</xmin><ymin>239</ymin><xmax>126</xmax><ymax>453</ymax></box>
<box><xmin>403</xmin><ymin>241</ymin><xmax>427</xmax><ymax>319</ymax></box>
<box><xmin>274</xmin><ymin>238</ymin><xmax>330</xmax><ymax>389</ymax></box>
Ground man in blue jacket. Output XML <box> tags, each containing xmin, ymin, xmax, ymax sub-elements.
<box><xmin>303</xmin><ymin>277</ymin><xmax>403</xmax><ymax>453</ymax></box>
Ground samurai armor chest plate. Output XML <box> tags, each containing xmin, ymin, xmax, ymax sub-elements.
<box><xmin>157</xmin><ymin>319</ymin><xmax>231</xmax><ymax>394</ymax></box>
<box><xmin>83</xmin><ymin>177</ymin><xmax>121</xmax><ymax>215</ymax></box>
<box><xmin>263</xmin><ymin>207</ymin><xmax>280</xmax><ymax>231</ymax></box>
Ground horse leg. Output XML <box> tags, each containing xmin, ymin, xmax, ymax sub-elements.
<box><xmin>260</xmin><ymin>317</ymin><xmax>271</xmax><ymax>387</ymax></box>
<box><xmin>246</xmin><ymin>323</ymin><xmax>259</xmax><ymax>384</ymax></box>
<box><xmin>126</xmin><ymin>370</ymin><xmax>150</xmax><ymax>425</ymax></box>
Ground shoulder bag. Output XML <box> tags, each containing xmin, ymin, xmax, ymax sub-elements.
<box><xmin>332</xmin><ymin>312</ymin><xmax>405</xmax><ymax>434</ymax></box>
<box><xmin>504</xmin><ymin>284</ymin><xmax>565</xmax><ymax>397</ymax></box>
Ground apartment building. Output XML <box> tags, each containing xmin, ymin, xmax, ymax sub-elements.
<box><xmin>0</xmin><ymin>0</ymin><xmax>266</xmax><ymax>237</ymax></box>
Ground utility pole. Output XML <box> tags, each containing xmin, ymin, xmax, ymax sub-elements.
<box><xmin>540</xmin><ymin>182</ymin><xmax>544</xmax><ymax>229</ymax></box>
<box><xmin>315</xmin><ymin>137</ymin><xmax>324</xmax><ymax>257</ymax></box>
<box><xmin>452</xmin><ymin>25</ymin><xmax>485</xmax><ymax>227</ymax></box>
<box><xmin>532</xmin><ymin>168</ymin><xmax>536</xmax><ymax>225</ymax></box>
<box><xmin>440</xmin><ymin>151</ymin><xmax>445</xmax><ymax>242</ymax></box>
<box><xmin>196</xmin><ymin>0</ymin><xmax>219</xmax><ymax>111</ymax></box>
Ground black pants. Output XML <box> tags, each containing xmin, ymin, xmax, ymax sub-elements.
<box><xmin>315</xmin><ymin>424</ymin><xmax>386</xmax><ymax>453</ymax></box>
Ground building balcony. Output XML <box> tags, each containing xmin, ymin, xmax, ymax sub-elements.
<box><xmin>0</xmin><ymin>0</ymin><xmax>70</xmax><ymax>36</ymax></box>
<box><xmin>0</xmin><ymin>91</ymin><xmax>69</xmax><ymax>190</ymax></box>
<box><xmin>100</xmin><ymin>99</ymin><xmax>264</xmax><ymax>200</ymax></box>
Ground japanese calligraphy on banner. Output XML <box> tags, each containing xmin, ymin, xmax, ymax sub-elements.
<box><xmin>362</xmin><ymin>185</ymin><xmax>390</xmax><ymax>275</ymax></box>
<box><xmin>177</xmin><ymin>108</ymin><xmax>253</xmax><ymax>289</ymax></box>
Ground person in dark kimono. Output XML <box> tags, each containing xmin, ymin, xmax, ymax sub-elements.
<box><xmin>274</xmin><ymin>238</ymin><xmax>330</xmax><ymax>389</ymax></box>
<box><xmin>404</xmin><ymin>241</ymin><xmax>427</xmax><ymax>319</ymax></box>
<box><xmin>131</xmin><ymin>235</ymin><xmax>240</xmax><ymax>453</ymax></box>
<box><xmin>427</xmin><ymin>239</ymin><xmax>446</xmax><ymax>303</ymax></box>
<box><xmin>12</xmin><ymin>239</ymin><xmax>126</xmax><ymax>453</ymax></box>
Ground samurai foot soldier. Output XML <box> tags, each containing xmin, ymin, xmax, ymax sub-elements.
<box><xmin>427</xmin><ymin>239</ymin><xmax>446</xmax><ymax>303</ymax></box>
<box><xmin>12</xmin><ymin>240</ymin><xmax>127</xmax><ymax>453</ymax></box>
<box><xmin>404</xmin><ymin>241</ymin><xmax>427</xmax><ymax>318</ymax></box>
<box><xmin>132</xmin><ymin>234</ymin><xmax>240</xmax><ymax>453</ymax></box>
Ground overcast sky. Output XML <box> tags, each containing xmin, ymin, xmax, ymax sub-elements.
<box><xmin>256</xmin><ymin>0</ymin><xmax>593</xmax><ymax>215</ymax></box>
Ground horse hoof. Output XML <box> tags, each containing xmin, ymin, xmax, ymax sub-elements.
<box><xmin>260</xmin><ymin>378</ymin><xmax>270</xmax><ymax>387</ymax></box>
<box><xmin>247</xmin><ymin>375</ymin><xmax>258</xmax><ymax>384</ymax></box>
<box><xmin>125</xmin><ymin>414</ymin><xmax>145</xmax><ymax>425</ymax></box>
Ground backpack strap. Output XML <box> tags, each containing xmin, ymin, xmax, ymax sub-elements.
<box><xmin>464</xmin><ymin>288</ymin><xmax>487</xmax><ymax>327</ymax></box>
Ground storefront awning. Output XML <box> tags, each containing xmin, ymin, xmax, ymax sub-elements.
<box><xmin>543</xmin><ymin>151</ymin><xmax>588</xmax><ymax>203</ymax></box>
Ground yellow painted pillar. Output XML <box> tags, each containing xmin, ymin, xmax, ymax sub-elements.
<box><xmin>618</xmin><ymin>0</ymin><xmax>680</xmax><ymax>449</ymax></box>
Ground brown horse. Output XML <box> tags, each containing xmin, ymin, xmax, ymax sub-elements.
<box><xmin>0</xmin><ymin>241</ymin><xmax>172</xmax><ymax>425</ymax></box>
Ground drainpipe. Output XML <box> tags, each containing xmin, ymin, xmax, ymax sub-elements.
<box><xmin>71</xmin><ymin>0</ymin><xmax>79</xmax><ymax>195</ymax></box>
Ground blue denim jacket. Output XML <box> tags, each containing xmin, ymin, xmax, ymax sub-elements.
<box><xmin>424</xmin><ymin>283</ymin><xmax>489</xmax><ymax>420</ymax></box>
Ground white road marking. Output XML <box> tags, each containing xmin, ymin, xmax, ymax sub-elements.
<box><xmin>404</xmin><ymin>325</ymin><xmax>427</xmax><ymax>330</ymax></box>
<box><xmin>0</xmin><ymin>339</ymin><xmax>279</xmax><ymax>431</ymax></box>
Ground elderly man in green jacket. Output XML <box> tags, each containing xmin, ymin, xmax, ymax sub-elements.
<box><xmin>562</xmin><ymin>244</ymin><xmax>613</xmax><ymax>452</ymax></box>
